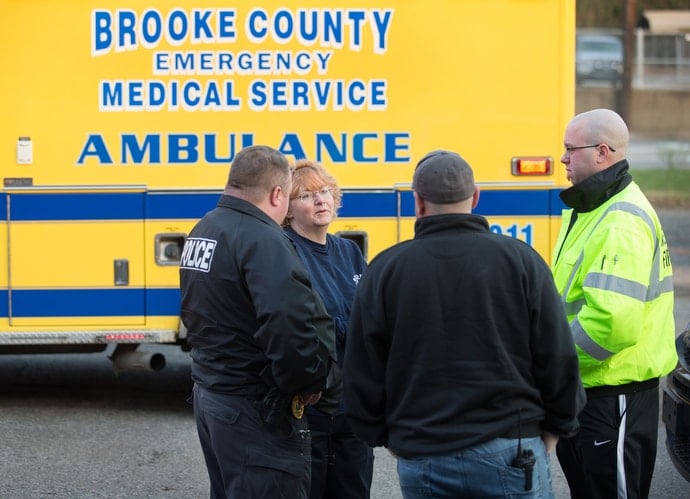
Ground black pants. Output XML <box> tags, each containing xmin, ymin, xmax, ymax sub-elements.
<box><xmin>308</xmin><ymin>412</ymin><xmax>374</xmax><ymax>499</ymax></box>
<box><xmin>557</xmin><ymin>381</ymin><xmax>659</xmax><ymax>499</ymax></box>
<box><xmin>193</xmin><ymin>384</ymin><xmax>311</xmax><ymax>499</ymax></box>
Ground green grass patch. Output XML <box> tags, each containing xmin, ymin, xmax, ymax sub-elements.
<box><xmin>633</xmin><ymin>169</ymin><xmax>690</xmax><ymax>208</ymax></box>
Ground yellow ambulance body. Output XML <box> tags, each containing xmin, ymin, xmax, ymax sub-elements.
<box><xmin>0</xmin><ymin>1</ymin><xmax>574</xmax><ymax>364</ymax></box>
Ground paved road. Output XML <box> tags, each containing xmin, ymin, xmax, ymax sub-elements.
<box><xmin>1</xmin><ymin>333</ymin><xmax>688</xmax><ymax>499</ymax></box>
<box><xmin>628</xmin><ymin>136</ymin><xmax>690</xmax><ymax>170</ymax></box>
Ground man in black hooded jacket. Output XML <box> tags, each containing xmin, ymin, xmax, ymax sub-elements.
<box><xmin>344</xmin><ymin>149</ymin><xmax>585</xmax><ymax>498</ymax></box>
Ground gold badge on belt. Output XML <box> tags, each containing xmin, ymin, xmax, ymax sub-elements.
<box><xmin>291</xmin><ymin>395</ymin><xmax>304</xmax><ymax>419</ymax></box>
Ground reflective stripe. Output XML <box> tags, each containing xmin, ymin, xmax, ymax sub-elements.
<box><xmin>604</xmin><ymin>203</ymin><xmax>660</xmax><ymax>297</ymax></box>
<box><xmin>572</xmin><ymin>317</ymin><xmax>614</xmax><ymax>361</ymax></box>
<box><xmin>583</xmin><ymin>272</ymin><xmax>647</xmax><ymax>301</ymax></box>
<box><xmin>567</xmin><ymin>274</ymin><xmax>672</xmax><ymax>317</ymax></box>
<box><xmin>609</xmin><ymin>201</ymin><xmax>656</xmax><ymax>239</ymax></box>
<box><xmin>564</xmin><ymin>298</ymin><xmax>586</xmax><ymax>316</ymax></box>
<box><xmin>560</xmin><ymin>251</ymin><xmax>585</xmax><ymax>305</ymax></box>
<box><xmin>648</xmin><ymin>272</ymin><xmax>674</xmax><ymax>300</ymax></box>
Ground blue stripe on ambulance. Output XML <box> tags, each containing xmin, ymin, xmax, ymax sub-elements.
<box><xmin>0</xmin><ymin>189</ymin><xmax>565</xmax><ymax>318</ymax></box>
<box><xmin>1</xmin><ymin>189</ymin><xmax>565</xmax><ymax>220</ymax></box>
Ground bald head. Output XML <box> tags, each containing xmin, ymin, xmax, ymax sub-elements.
<box><xmin>568</xmin><ymin>108</ymin><xmax>629</xmax><ymax>159</ymax></box>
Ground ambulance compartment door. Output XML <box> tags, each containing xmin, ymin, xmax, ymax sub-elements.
<box><xmin>7</xmin><ymin>190</ymin><xmax>146</xmax><ymax>327</ymax></box>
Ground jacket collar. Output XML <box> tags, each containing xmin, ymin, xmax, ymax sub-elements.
<box><xmin>217</xmin><ymin>194</ymin><xmax>280</xmax><ymax>228</ymax></box>
<box><xmin>560</xmin><ymin>159</ymin><xmax>632</xmax><ymax>213</ymax></box>
<box><xmin>415</xmin><ymin>213</ymin><xmax>490</xmax><ymax>238</ymax></box>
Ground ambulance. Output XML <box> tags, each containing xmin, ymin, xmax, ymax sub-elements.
<box><xmin>0</xmin><ymin>1</ymin><xmax>574</xmax><ymax>369</ymax></box>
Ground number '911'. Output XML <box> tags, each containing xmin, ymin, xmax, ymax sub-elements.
<box><xmin>490</xmin><ymin>223</ymin><xmax>533</xmax><ymax>246</ymax></box>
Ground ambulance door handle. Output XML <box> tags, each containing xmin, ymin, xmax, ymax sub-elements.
<box><xmin>114</xmin><ymin>259</ymin><xmax>129</xmax><ymax>286</ymax></box>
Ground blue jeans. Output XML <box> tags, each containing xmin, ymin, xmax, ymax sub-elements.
<box><xmin>397</xmin><ymin>436</ymin><xmax>554</xmax><ymax>498</ymax></box>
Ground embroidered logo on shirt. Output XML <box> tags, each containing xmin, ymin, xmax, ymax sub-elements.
<box><xmin>593</xmin><ymin>439</ymin><xmax>612</xmax><ymax>447</ymax></box>
<box><xmin>353</xmin><ymin>273</ymin><xmax>362</xmax><ymax>285</ymax></box>
<box><xmin>180</xmin><ymin>237</ymin><xmax>217</xmax><ymax>272</ymax></box>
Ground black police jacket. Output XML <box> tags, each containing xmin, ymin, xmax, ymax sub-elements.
<box><xmin>180</xmin><ymin>195</ymin><xmax>335</xmax><ymax>399</ymax></box>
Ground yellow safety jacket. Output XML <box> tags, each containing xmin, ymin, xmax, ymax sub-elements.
<box><xmin>552</xmin><ymin>180</ymin><xmax>677</xmax><ymax>388</ymax></box>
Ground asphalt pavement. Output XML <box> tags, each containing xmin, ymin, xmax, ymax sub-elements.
<box><xmin>628</xmin><ymin>135</ymin><xmax>690</xmax><ymax>170</ymax></box>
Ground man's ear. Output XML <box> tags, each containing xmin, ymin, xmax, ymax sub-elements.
<box><xmin>471</xmin><ymin>185</ymin><xmax>480</xmax><ymax>209</ymax></box>
<box><xmin>269</xmin><ymin>185</ymin><xmax>283</xmax><ymax>207</ymax></box>
<box><xmin>596</xmin><ymin>143</ymin><xmax>614</xmax><ymax>164</ymax></box>
<box><xmin>413</xmin><ymin>191</ymin><xmax>426</xmax><ymax>218</ymax></box>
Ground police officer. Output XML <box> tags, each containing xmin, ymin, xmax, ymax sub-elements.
<box><xmin>180</xmin><ymin>145</ymin><xmax>335</xmax><ymax>498</ymax></box>
<box><xmin>553</xmin><ymin>109</ymin><xmax>678</xmax><ymax>498</ymax></box>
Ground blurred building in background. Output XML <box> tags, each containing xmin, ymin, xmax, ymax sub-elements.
<box><xmin>576</xmin><ymin>10</ymin><xmax>690</xmax><ymax>139</ymax></box>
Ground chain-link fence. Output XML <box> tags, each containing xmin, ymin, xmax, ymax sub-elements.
<box><xmin>634</xmin><ymin>30</ymin><xmax>690</xmax><ymax>89</ymax></box>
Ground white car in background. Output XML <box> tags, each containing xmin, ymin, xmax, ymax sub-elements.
<box><xmin>576</xmin><ymin>34</ymin><xmax>623</xmax><ymax>85</ymax></box>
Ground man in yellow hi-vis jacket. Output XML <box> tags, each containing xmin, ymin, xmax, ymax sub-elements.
<box><xmin>552</xmin><ymin>108</ymin><xmax>677</xmax><ymax>499</ymax></box>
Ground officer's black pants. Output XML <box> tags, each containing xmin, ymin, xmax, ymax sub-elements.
<box><xmin>193</xmin><ymin>384</ymin><xmax>311</xmax><ymax>499</ymax></box>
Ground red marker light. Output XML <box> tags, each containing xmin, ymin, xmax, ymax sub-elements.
<box><xmin>511</xmin><ymin>157</ymin><xmax>553</xmax><ymax>175</ymax></box>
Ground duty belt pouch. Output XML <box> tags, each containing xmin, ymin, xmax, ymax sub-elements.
<box><xmin>258</xmin><ymin>386</ymin><xmax>292</xmax><ymax>426</ymax></box>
